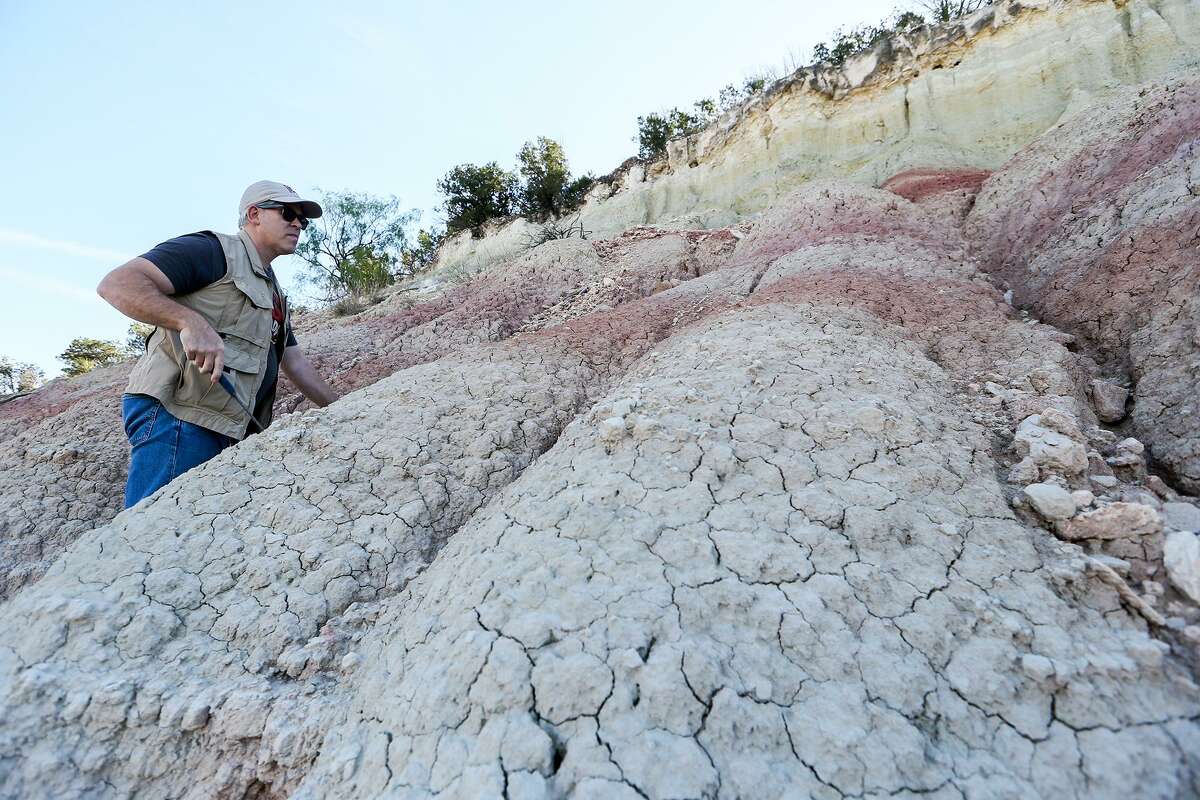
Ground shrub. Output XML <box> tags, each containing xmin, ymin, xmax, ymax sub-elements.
<box><xmin>636</xmin><ymin>76</ymin><xmax>774</xmax><ymax>161</ymax></box>
<box><xmin>58</xmin><ymin>337</ymin><xmax>125</xmax><ymax>377</ymax></box>
<box><xmin>293</xmin><ymin>190</ymin><xmax>420</xmax><ymax>303</ymax></box>
<box><xmin>400</xmin><ymin>227</ymin><xmax>445</xmax><ymax>272</ymax></box>
<box><xmin>442</xmin><ymin>259</ymin><xmax>483</xmax><ymax>286</ymax></box>
<box><xmin>636</xmin><ymin>113</ymin><xmax>674</xmax><ymax>160</ymax></box>
<box><xmin>636</xmin><ymin>104</ymin><xmax>713</xmax><ymax>160</ymax></box>
<box><xmin>812</xmin><ymin>4</ymin><xmax>981</xmax><ymax>66</ymax></box>
<box><xmin>811</xmin><ymin>22</ymin><xmax>891</xmax><ymax>66</ymax></box>
<box><xmin>331</xmin><ymin>295</ymin><xmax>368</xmax><ymax>317</ymax></box>
<box><xmin>0</xmin><ymin>356</ymin><xmax>43</xmax><ymax>394</ymax></box>
<box><xmin>437</xmin><ymin>163</ymin><xmax>518</xmax><ymax>235</ymax></box>
<box><xmin>124</xmin><ymin>322</ymin><xmax>155</xmax><ymax>357</ymax></box>
<box><xmin>522</xmin><ymin>214</ymin><xmax>590</xmax><ymax>249</ymax></box>
<box><xmin>918</xmin><ymin>0</ymin><xmax>985</xmax><ymax>23</ymax></box>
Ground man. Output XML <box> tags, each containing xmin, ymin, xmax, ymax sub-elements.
<box><xmin>98</xmin><ymin>180</ymin><xmax>338</xmax><ymax>508</ymax></box>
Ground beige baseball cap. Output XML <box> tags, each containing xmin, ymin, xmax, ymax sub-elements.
<box><xmin>238</xmin><ymin>180</ymin><xmax>323</xmax><ymax>221</ymax></box>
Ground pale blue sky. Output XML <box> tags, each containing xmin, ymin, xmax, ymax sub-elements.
<box><xmin>0</xmin><ymin>0</ymin><xmax>897</xmax><ymax>378</ymax></box>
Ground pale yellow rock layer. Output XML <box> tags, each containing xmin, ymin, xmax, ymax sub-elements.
<box><xmin>435</xmin><ymin>0</ymin><xmax>1200</xmax><ymax>273</ymax></box>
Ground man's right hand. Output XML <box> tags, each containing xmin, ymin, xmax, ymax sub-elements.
<box><xmin>180</xmin><ymin>320</ymin><xmax>224</xmax><ymax>383</ymax></box>
<box><xmin>98</xmin><ymin>257</ymin><xmax>227</xmax><ymax>384</ymax></box>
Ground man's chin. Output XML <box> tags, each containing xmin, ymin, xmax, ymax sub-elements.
<box><xmin>280</xmin><ymin>238</ymin><xmax>299</xmax><ymax>254</ymax></box>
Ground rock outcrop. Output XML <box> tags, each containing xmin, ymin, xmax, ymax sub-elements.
<box><xmin>2</xmin><ymin>1</ymin><xmax>1199</xmax><ymax>797</ymax></box>
<box><xmin>967</xmin><ymin>72</ymin><xmax>1200</xmax><ymax>493</ymax></box>
<box><xmin>435</xmin><ymin>0</ymin><xmax>1200</xmax><ymax>271</ymax></box>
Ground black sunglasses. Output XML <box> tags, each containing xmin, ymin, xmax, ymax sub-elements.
<box><xmin>257</xmin><ymin>202</ymin><xmax>309</xmax><ymax>229</ymax></box>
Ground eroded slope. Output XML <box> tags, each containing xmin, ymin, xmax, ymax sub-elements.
<box><xmin>0</xmin><ymin>232</ymin><xmax>735</xmax><ymax>601</ymax></box>
<box><xmin>1</xmin><ymin>180</ymin><xmax>1196</xmax><ymax>799</ymax></box>
<box><xmin>967</xmin><ymin>71</ymin><xmax>1200</xmax><ymax>491</ymax></box>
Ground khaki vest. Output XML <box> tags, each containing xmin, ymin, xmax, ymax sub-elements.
<box><xmin>125</xmin><ymin>229</ymin><xmax>289</xmax><ymax>440</ymax></box>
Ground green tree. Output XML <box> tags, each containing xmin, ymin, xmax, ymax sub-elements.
<box><xmin>293</xmin><ymin>190</ymin><xmax>420</xmax><ymax>303</ymax></box>
<box><xmin>0</xmin><ymin>356</ymin><xmax>44</xmax><ymax>394</ymax></box>
<box><xmin>58</xmin><ymin>337</ymin><xmax>125</xmax><ymax>377</ymax></box>
<box><xmin>636</xmin><ymin>113</ymin><xmax>674</xmax><ymax>160</ymax></box>
<box><xmin>400</xmin><ymin>227</ymin><xmax>445</xmax><ymax>272</ymax></box>
<box><xmin>812</xmin><ymin>13</ymin><xmax>912</xmax><ymax>66</ymax></box>
<box><xmin>515</xmin><ymin>137</ymin><xmax>595</xmax><ymax>220</ymax></box>
<box><xmin>124</xmin><ymin>322</ymin><xmax>155</xmax><ymax>357</ymax></box>
<box><xmin>636</xmin><ymin>104</ymin><xmax>715</xmax><ymax>161</ymax></box>
<box><xmin>918</xmin><ymin>0</ymin><xmax>984</xmax><ymax>23</ymax></box>
<box><xmin>895</xmin><ymin>10</ymin><xmax>926</xmax><ymax>31</ymax></box>
<box><xmin>437</xmin><ymin>163</ymin><xmax>518</xmax><ymax>235</ymax></box>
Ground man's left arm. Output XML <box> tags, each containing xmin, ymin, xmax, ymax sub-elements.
<box><xmin>281</xmin><ymin>346</ymin><xmax>338</xmax><ymax>407</ymax></box>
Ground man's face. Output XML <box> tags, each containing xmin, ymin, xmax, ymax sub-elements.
<box><xmin>249</xmin><ymin>204</ymin><xmax>306</xmax><ymax>256</ymax></box>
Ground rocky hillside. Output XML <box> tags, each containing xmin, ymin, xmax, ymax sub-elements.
<box><xmin>1</xmin><ymin>1</ymin><xmax>1198</xmax><ymax>797</ymax></box>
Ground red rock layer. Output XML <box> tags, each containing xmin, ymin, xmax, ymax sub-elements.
<box><xmin>966</xmin><ymin>74</ymin><xmax>1200</xmax><ymax>490</ymax></box>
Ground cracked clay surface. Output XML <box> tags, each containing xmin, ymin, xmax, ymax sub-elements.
<box><xmin>2</xmin><ymin>71</ymin><xmax>1199</xmax><ymax>800</ymax></box>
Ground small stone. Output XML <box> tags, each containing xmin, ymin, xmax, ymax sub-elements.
<box><xmin>1182</xmin><ymin>625</ymin><xmax>1200</xmax><ymax>645</ymax></box>
<box><xmin>1091</xmin><ymin>554</ymin><xmax>1131</xmax><ymax>575</ymax></box>
<box><xmin>1116</xmin><ymin>438</ymin><xmax>1144</xmax><ymax>455</ymax></box>
<box><xmin>181</xmin><ymin>700</ymin><xmax>211</xmax><ymax>731</ymax></box>
<box><xmin>1116</xmin><ymin>487</ymin><xmax>1162</xmax><ymax>510</ymax></box>
<box><xmin>1007</xmin><ymin>458</ymin><xmax>1040</xmax><ymax>485</ymax></box>
<box><xmin>1090</xmin><ymin>475</ymin><xmax>1118</xmax><ymax>489</ymax></box>
<box><xmin>1107</xmin><ymin>452</ymin><xmax>1143</xmax><ymax>468</ymax></box>
<box><xmin>1020</xmin><ymin>653</ymin><xmax>1055</xmax><ymax>682</ymax></box>
<box><xmin>1088</xmin><ymin>451</ymin><xmax>1115</xmax><ymax>478</ymax></box>
<box><xmin>1013</xmin><ymin>414</ymin><xmax>1088</xmax><ymax>477</ymax></box>
<box><xmin>1164</xmin><ymin>531</ymin><xmax>1200</xmax><ymax>604</ymax></box>
<box><xmin>1165</xmin><ymin>600</ymin><xmax>1193</xmax><ymax>618</ymax></box>
<box><xmin>1024</xmin><ymin>483</ymin><xmax>1077</xmax><ymax>521</ymax></box>
<box><xmin>340</xmin><ymin>652</ymin><xmax>363</xmax><ymax>671</ymax></box>
<box><xmin>1127</xmin><ymin>639</ymin><xmax>1168</xmax><ymax>669</ymax></box>
<box><xmin>1144</xmin><ymin>475</ymin><xmax>1176</xmax><ymax>501</ymax></box>
<box><xmin>598</xmin><ymin>417</ymin><xmax>627</xmax><ymax>442</ymax></box>
<box><xmin>1089</xmin><ymin>380</ymin><xmax>1129</xmax><ymax>423</ymax></box>
<box><xmin>1070</xmin><ymin>490</ymin><xmax>1095</xmax><ymax>509</ymax></box>
<box><xmin>1059</xmin><ymin>502</ymin><xmax>1161</xmax><ymax>541</ymax></box>
<box><xmin>1162</xmin><ymin>502</ymin><xmax>1200</xmax><ymax>533</ymax></box>
<box><xmin>1040</xmin><ymin>408</ymin><xmax>1083</xmax><ymax>438</ymax></box>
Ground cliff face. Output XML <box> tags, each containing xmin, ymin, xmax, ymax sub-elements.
<box><xmin>437</xmin><ymin>0</ymin><xmax>1200</xmax><ymax>269</ymax></box>
<box><xmin>1</xmin><ymin>2</ymin><xmax>1199</xmax><ymax>798</ymax></box>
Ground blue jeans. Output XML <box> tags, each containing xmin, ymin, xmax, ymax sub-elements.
<box><xmin>123</xmin><ymin>394</ymin><xmax>234</xmax><ymax>508</ymax></box>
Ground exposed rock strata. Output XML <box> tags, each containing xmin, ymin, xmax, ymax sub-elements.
<box><xmin>436</xmin><ymin>0</ymin><xmax>1200</xmax><ymax>272</ymax></box>
<box><xmin>967</xmin><ymin>72</ymin><xmax>1200</xmax><ymax>492</ymax></box>
<box><xmin>2</xmin><ymin>180</ymin><xmax>1197</xmax><ymax>798</ymax></box>
<box><xmin>1</xmin><ymin>3</ymin><xmax>1199</xmax><ymax>795</ymax></box>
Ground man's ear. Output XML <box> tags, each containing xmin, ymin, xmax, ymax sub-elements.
<box><xmin>245</xmin><ymin>206</ymin><xmax>260</xmax><ymax>226</ymax></box>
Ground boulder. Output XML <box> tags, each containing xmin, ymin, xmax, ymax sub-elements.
<box><xmin>1165</xmin><ymin>531</ymin><xmax>1200</xmax><ymax>604</ymax></box>
<box><xmin>1013</xmin><ymin>413</ymin><xmax>1088</xmax><ymax>478</ymax></box>
<box><xmin>1059</xmin><ymin>502</ymin><xmax>1162</xmax><ymax>541</ymax></box>
<box><xmin>1024</xmin><ymin>483</ymin><xmax>1077</xmax><ymax>521</ymax></box>
<box><xmin>1163</xmin><ymin>502</ymin><xmax>1200</xmax><ymax>533</ymax></box>
<box><xmin>1089</xmin><ymin>380</ymin><xmax>1129</xmax><ymax>423</ymax></box>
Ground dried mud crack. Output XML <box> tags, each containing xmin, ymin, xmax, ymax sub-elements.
<box><xmin>2</xmin><ymin>5</ymin><xmax>1200</xmax><ymax>797</ymax></box>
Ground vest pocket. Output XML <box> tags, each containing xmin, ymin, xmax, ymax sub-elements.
<box><xmin>220</xmin><ymin>309</ymin><xmax>271</xmax><ymax>351</ymax></box>
<box><xmin>232</xmin><ymin>272</ymin><xmax>274</xmax><ymax>312</ymax></box>
<box><xmin>220</xmin><ymin>336</ymin><xmax>261</xmax><ymax>373</ymax></box>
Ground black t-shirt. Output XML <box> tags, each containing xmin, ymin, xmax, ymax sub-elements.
<box><xmin>139</xmin><ymin>232</ymin><xmax>297</xmax><ymax>431</ymax></box>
